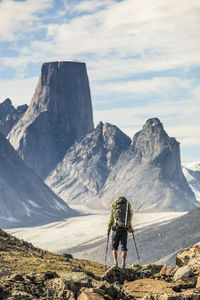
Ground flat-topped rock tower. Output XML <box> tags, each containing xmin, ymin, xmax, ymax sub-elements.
<box><xmin>8</xmin><ymin>61</ymin><xmax>94</xmax><ymax>179</ymax></box>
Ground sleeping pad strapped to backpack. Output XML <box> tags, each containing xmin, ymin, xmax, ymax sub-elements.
<box><xmin>113</xmin><ymin>197</ymin><xmax>131</xmax><ymax>231</ymax></box>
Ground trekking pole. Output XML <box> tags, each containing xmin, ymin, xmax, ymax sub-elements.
<box><xmin>132</xmin><ymin>231</ymin><xmax>141</xmax><ymax>265</ymax></box>
<box><xmin>104</xmin><ymin>233</ymin><xmax>110</xmax><ymax>272</ymax></box>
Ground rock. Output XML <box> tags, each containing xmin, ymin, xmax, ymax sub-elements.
<box><xmin>0</xmin><ymin>98</ymin><xmax>28</xmax><ymax>137</ymax></box>
<box><xmin>46</xmin><ymin>121</ymin><xmax>131</xmax><ymax>207</ymax></box>
<box><xmin>8</xmin><ymin>61</ymin><xmax>94</xmax><ymax>179</ymax></box>
<box><xmin>101</xmin><ymin>266</ymin><xmax>136</xmax><ymax>284</ymax></box>
<box><xmin>0</xmin><ymin>132</ymin><xmax>76</xmax><ymax>228</ymax></box>
<box><xmin>78</xmin><ymin>288</ymin><xmax>105</xmax><ymax>300</ymax></box>
<box><xmin>60</xmin><ymin>272</ymin><xmax>90</xmax><ymax>286</ymax></box>
<box><xmin>172</xmin><ymin>277</ymin><xmax>197</xmax><ymax>290</ymax></box>
<box><xmin>11</xmin><ymin>289</ymin><xmax>33</xmax><ymax>299</ymax></box>
<box><xmin>129</xmin><ymin>264</ymin><xmax>163</xmax><ymax>279</ymax></box>
<box><xmin>196</xmin><ymin>276</ymin><xmax>200</xmax><ymax>289</ymax></box>
<box><xmin>173</xmin><ymin>266</ymin><xmax>192</xmax><ymax>281</ymax></box>
<box><xmin>10</xmin><ymin>274</ymin><xmax>24</xmax><ymax>281</ymax></box>
<box><xmin>160</xmin><ymin>266</ymin><xmax>175</xmax><ymax>276</ymax></box>
<box><xmin>63</xmin><ymin>253</ymin><xmax>73</xmax><ymax>259</ymax></box>
<box><xmin>176</xmin><ymin>242</ymin><xmax>200</xmax><ymax>272</ymax></box>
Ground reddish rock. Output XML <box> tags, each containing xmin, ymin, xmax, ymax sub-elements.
<box><xmin>160</xmin><ymin>265</ymin><xmax>175</xmax><ymax>276</ymax></box>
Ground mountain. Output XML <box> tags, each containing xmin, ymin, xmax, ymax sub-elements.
<box><xmin>100</xmin><ymin>118</ymin><xmax>198</xmax><ymax>211</ymax></box>
<box><xmin>47</xmin><ymin>118</ymin><xmax>198</xmax><ymax>212</ymax></box>
<box><xmin>0</xmin><ymin>131</ymin><xmax>76</xmax><ymax>229</ymax></box>
<box><xmin>8</xmin><ymin>61</ymin><xmax>94</xmax><ymax>179</ymax></box>
<box><xmin>182</xmin><ymin>162</ymin><xmax>200</xmax><ymax>202</ymax></box>
<box><xmin>46</xmin><ymin>122</ymin><xmax>131</xmax><ymax>208</ymax></box>
<box><xmin>0</xmin><ymin>98</ymin><xmax>28</xmax><ymax>136</ymax></box>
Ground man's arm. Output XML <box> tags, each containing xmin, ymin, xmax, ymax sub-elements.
<box><xmin>107</xmin><ymin>202</ymin><xmax>115</xmax><ymax>235</ymax></box>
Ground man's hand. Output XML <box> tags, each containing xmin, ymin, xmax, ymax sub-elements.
<box><xmin>128</xmin><ymin>227</ymin><xmax>134</xmax><ymax>233</ymax></box>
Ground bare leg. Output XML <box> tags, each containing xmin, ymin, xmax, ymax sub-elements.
<box><xmin>112</xmin><ymin>250</ymin><xmax>118</xmax><ymax>266</ymax></box>
<box><xmin>122</xmin><ymin>250</ymin><xmax>127</xmax><ymax>267</ymax></box>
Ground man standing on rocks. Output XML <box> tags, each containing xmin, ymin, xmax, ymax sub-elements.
<box><xmin>107</xmin><ymin>196</ymin><xmax>134</xmax><ymax>268</ymax></box>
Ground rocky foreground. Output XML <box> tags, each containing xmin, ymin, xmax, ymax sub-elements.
<box><xmin>1</xmin><ymin>229</ymin><xmax>200</xmax><ymax>299</ymax></box>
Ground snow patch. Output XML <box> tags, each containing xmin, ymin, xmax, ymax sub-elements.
<box><xmin>22</xmin><ymin>202</ymin><xmax>32</xmax><ymax>217</ymax></box>
<box><xmin>28</xmin><ymin>200</ymin><xmax>41</xmax><ymax>208</ymax></box>
<box><xmin>54</xmin><ymin>200</ymin><xmax>68</xmax><ymax>211</ymax></box>
<box><xmin>0</xmin><ymin>216</ymin><xmax>19</xmax><ymax>222</ymax></box>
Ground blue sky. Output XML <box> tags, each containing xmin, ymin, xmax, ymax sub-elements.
<box><xmin>0</xmin><ymin>0</ymin><xmax>200</xmax><ymax>163</ymax></box>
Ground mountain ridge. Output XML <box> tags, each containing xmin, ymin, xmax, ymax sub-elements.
<box><xmin>46</xmin><ymin>117</ymin><xmax>198</xmax><ymax>212</ymax></box>
<box><xmin>0</xmin><ymin>131</ymin><xmax>76</xmax><ymax>228</ymax></box>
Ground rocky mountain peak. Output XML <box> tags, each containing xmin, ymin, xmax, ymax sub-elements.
<box><xmin>99</xmin><ymin>118</ymin><xmax>197</xmax><ymax>211</ymax></box>
<box><xmin>2</xmin><ymin>98</ymin><xmax>12</xmax><ymax>106</ymax></box>
<box><xmin>143</xmin><ymin>117</ymin><xmax>164</xmax><ymax>129</ymax></box>
<box><xmin>131</xmin><ymin>118</ymin><xmax>175</xmax><ymax>168</ymax></box>
<box><xmin>8</xmin><ymin>61</ymin><xmax>94</xmax><ymax>179</ymax></box>
<box><xmin>46</xmin><ymin>122</ymin><xmax>131</xmax><ymax>207</ymax></box>
<box><xmin>0</xmin><ymin>98</ymin><xmax>14</xmax><ymax>120</ymax></box>
<box><xmin>0</xmin><ymin>99</ymin><xmax>28</xmax><ymax>137</ymax></box>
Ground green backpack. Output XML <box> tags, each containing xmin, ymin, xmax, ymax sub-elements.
<box><xmin>113</xmin><ymin>197</ymin><xmax>131</xmax><ymax>231</ymax></box>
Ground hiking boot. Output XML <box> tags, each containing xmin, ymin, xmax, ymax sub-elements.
<box><xmin>113</xmin><ymin>262</ymin><xmax>118</xmax><ymax>267</ymax></box>
<box><xmin>122</xmin><ymin>263</ymin><xmax>126</xmax><ymax>268</ymax></box>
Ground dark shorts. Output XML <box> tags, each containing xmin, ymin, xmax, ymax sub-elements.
<box><xmin>112</xmin><ymin>230</ymin><xmax>128</xmax><ymax>251</ymax></box>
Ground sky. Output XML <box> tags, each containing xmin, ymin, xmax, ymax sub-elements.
<box><xmin>0</xmin><ymin>0</ymin><xmax>199</xmax><ymax>163</ymax></box>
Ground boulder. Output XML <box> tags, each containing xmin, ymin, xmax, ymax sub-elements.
<box><xmin>159</xmin><ymin>265</ymin><xmax>175</xmax><ymax>276</ymax></box>
<box><xmin>176</xmin><ymin>242</ymin><xmax>200</xmax><ymax>272</ymax></box>
<box><xmin>173</xmin><ymin>266</ymin><xmax>192</xmax><ymax>282</ymax></box>
<box><xmin>101</xmin><ymin>266</ymin><xmax>136</xmax><ymax>284</ymax></box>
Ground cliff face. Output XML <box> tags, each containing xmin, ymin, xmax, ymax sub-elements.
<box><xmin>182</xmin><ymin>162</ymin><xmax>200</xmax><ymax>202</ymax></box>
<box><xmin>8</xmin><ymin>61</ymin><xmax>94</xmax><ymax>179</ymax></box>
<box><xmin>46</xmin><ymin>122</ymin><xmax>131</xmax><ymax>208</ymax></box>
<box><xmin>0</xmin><ymin>131</ymin><xmax>76</xmax><ymax>228</ymax></box>
<box><xmin>0</xmin><ymin>98</ymin><xmax>28</xmax><ymax>136</ymax></box>
<box><xmin>100</xmin><ymin>118</ymin><xmax>197</xmax><ymax>211</ymax></box>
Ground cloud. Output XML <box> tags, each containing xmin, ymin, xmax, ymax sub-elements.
<box><xmin>65</xmin><ymin>0</ymin><xmax>114</xmax><ymax>13</ymax></box>
<box><xmin>46</xmin><ymin>0</ymin><xmax>200</xmax><ymax>61</ymax></box>
<box><xmin>0</xmin><ymin>0</ymin><xmax>53</xmax><ymax>41</ymax></box>
<box><xmin>1</xmin><ymin>0</ymin><xmax>200</xmax><ymax>82</ymax></box>
<box><xmin>93</xmin><ymin>95</ymin><xmax>200</xmax><ymax>147</ymax></box>
<box><xmin>0</xmin><ymin>77</ymin><xmax>38</xmax><ymax>106</ymax></box>
<box><xmin>93</xmin><ymin>77</ymin><xmax>195</xmax><ymax>97</ymax></box>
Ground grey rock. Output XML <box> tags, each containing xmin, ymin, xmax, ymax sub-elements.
<box><xmin>100</xmin><ymin>118</ymin><xmax>198</xmax><ymax>211</ymax></box>
<box><xmin>60</xmin><ymin>272</ymin><xmax>90</xmax><ymax>286</ymax></box>
<box><xmin>0</xmin><ymin>98</ymin><xmax>28</xmax><ymax>136</ymax></box>
<box><xmin>173</xmin><ymin>266</ymin><xmax>192</xmax><ymax>281</ymax></box>
<box><xmin>8</xmin><ymin>61</ymin><xmax>94</xmax><ymax>179</ymax></box>
<box><xmin>0</xmin><ymin>131</ymin><xmax>76</xmax><ymax>228</ymax></box>
<box><xmin>46</xmin><ymin>122</ymin><xmax>131</xmax><ymax>208</ymax></box>
<box><xmin>101</xmin><ymin>266</ymin><xmax>136</xmax><ymax>284</ymax></box>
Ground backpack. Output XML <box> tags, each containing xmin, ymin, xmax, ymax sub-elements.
<box><xmin>112</xmin><ymin>197</ymin><xmax>131</xmax><ymax>231</ymax></box>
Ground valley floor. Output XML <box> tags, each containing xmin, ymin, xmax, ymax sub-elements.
<box><xmin>6</xmin><ymin>210</ymin><xmax>186</xmax><ymax>265</ymax></box>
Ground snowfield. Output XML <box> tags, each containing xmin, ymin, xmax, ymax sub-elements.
<box><xmin>6</xmin><ymin>210</ymin><xmax>186</xmax><ymax>255</ymax></box>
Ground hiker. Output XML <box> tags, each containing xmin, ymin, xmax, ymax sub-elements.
<box><xmin>107</xmin><ymin>196</ymin><xmax>134</xmax><ymax>268</ymax></box>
